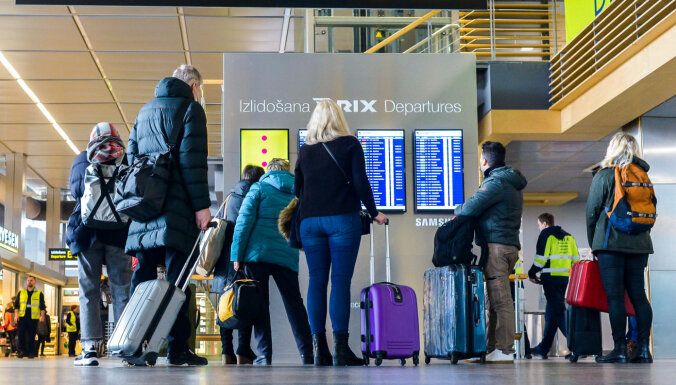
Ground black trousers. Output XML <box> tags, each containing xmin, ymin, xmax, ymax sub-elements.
<box><xmin>538</xmin><ymin>276</ymin><xmax>569</xmax><ymax>352</ymax></box>
<box><xmin>17</xmin><ymin>319</ymin><xmax>38</xmax><ymax>357</ymax></box>
<box><xmin>68</xmin><ymin>332</ymin><xmax>78</xmax><ymax>356</ymax></box>
<box><xmin>245</xmin><ymin>262</ymin><xmax>313</xmax><ymax>361</ymax></box>
<box><xmin>597</xmin><ymin>251</ymin><xmax>652</xmax><ymax>345</ymax></box>
<box><xmin>131</xmin><ymin>247</ymin><xmax>192</xmax><ymax>356</ymax></box>
<box><xmin>220</xmin><ymin>325</ymin><xmax>254</xmax><ymax>357</ymax></box>
<box><xmin>36</xmin><ymin>334</ymin><xmax>48</xmax><ymax>356</ymax></box>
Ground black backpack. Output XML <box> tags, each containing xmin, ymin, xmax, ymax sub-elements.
<box><xmin>433</xmin><ymin>216</ymin><xmax>487</xmax><ymax>267</ymax></box>
<box><xmin>114</xmin><ymin>99</ymin><xmax>191</xmax><ymax>222</ymax></box>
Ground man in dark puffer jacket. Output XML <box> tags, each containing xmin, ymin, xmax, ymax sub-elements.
<box><xmin>454</xmin><ymin>141</ymin><xmax>527</xmax><ymax>363</ymax></box>
<box><xmin>126</xmin><ymin>65</ymin><xmax>211</xmax><ymax>366</ymax></box>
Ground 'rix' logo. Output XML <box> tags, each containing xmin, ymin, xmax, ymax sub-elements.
<box><xmin>313</xmin><ymin>98</ymin><xmax>377</xmax><ymax>113</ymax></box>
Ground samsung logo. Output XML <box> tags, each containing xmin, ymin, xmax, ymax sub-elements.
<box><xmin>415</xmin><ymin>217</ymin><xmax>454</xmax><ymax>228</ymax></box>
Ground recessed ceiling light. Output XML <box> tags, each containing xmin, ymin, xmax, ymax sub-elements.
<box><xmin>0</xmin><ymin>51</ymin><xmax>79</xmax><ymax>155</ymax></box>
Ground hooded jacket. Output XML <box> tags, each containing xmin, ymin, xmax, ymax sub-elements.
<box><xmin>230</xmin><ymin>171</ymin><xmax>300</xmax><ymax>272</ymax></box>
<box><xmin>454</xmin><ymin>166</ymin><xmax>528</xmax><ymax>249</ymax></box>
<box><xmin>528</xmin><ymin>226</ymin><xmax>579</xmax><ymax>280</ymax></box>
<box><xmin>124</xmin><ymin>77</ymin><xmax>210</xmax><ymax>256</ymax></box>
<box><xmin>586</xmin><ymin>157</ymin><xmax>654</xmax><ymax>254</ymax></box>
<box><xmin>66</xmin><ymin>151</ymin><xmax>128</xmax><ymax>255</ymax></box>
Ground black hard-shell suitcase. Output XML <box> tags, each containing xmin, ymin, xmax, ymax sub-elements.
<box><xmin>566</xmin><ymin>305</ymin><xmax>602</xmax><ymax>362</ymax></box>
<box><xmin>107</xmin><ymin>225</ymin><xmax>212</xmax><ymax>366</ymax></box>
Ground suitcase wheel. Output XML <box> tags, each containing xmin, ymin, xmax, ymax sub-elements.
<box><xmin>363</xmin><ymin>354</ymin><xmax>370</xmax><ymax>367</ymax></box>
<box><xmin>399</xmin><ymin>358</ymin><xmax>406</xmax><ymax>367</ymax></box>
<box><xmin>145</xmin><ymin>352</ymin><xmax>158</xmax><ymax>367</ymax></box>
<box><xmin>450</xmin><ymin>353</ymin><xmax>459</xmax><ymax>365</ymax></box>
<box><xmin>375</xmin><ymin>358</ymin><xmax>383</xmax><ymax>367</ymax></box>
<box><xmin>480</xmin><ymin>353</ymin><xmax>486</xmax><ymax>365</ymax></box>
<box><xmin>424</xmin><ymin>354</ymin><xmax>430</xmax><ymax>365</ymax></box>
<box><xmin>413</xmin><ymin>352</ymin><xmax>420</xmax><ymax>366</ymax></box>
<box><xmin>568</xmin><ymin>353</ymin><xmax>579</xmax><ymax>363</ymax></box>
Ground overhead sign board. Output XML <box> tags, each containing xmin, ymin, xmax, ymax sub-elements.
<box><xmin>17</xmin><ymin>0</ymin><xmax>487</xmax><ymax>9</ymax></box>
<box><xmin>0</xmin><ymin>226</ymin><xmax>19</xmax><ymax>254</ymax></box>
<box><xmin>49</xmin><ymin>248</ymin><xmax>77</xmax><ymax>261</ymax></box>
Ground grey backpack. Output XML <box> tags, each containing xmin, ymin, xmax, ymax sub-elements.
<box><xmin>82</xmin><ymin>164</ymin><xmax>129</xmax><ymax>229</ymax></box>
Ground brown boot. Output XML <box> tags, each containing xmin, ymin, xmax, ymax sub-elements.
<box><xmin>627</xmin><ymin>341</ymin><xmax>638</xmax><ymax>358</ymax></box>
<box><xmin>237</xmin><ymin>354</ymin><xmax>254</xmax><ymax>365</ymax></box>
<box><xmin>222</xmin><ymin>354</ymin><xmax>237</xmax><ymax>365</ymax></box>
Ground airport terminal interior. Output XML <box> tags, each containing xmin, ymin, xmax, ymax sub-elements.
<box><xmin>0</xmin><ymin>0</ymin><xmax>675</xmax><ymax>383</ymax></box>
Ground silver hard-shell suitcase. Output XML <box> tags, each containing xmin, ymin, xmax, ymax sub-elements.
<box><xmin>107</xmin><ymin>225</ymin><xmax>212</xmax><ymax>366</ymax></box>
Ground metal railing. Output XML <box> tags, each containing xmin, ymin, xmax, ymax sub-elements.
<box><xmin>549</xmin><ymin>0</ymin><xmax>676</xmax><ymax>106</ymax></box>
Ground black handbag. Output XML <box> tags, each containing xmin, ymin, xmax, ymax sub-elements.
<box><xmin>114</xmin><ymin>99</ymin><xmax>192</xmax><ymax>222</ymax></box>
<box><xmin>322</xmin><ymin>143</ymin><xmax>372</xmax><ymax>235</ymax></box>
<box><xmin>217</xmin><ymin>270</ymin><xmax>263</xmax><ymax>329</ymax></box>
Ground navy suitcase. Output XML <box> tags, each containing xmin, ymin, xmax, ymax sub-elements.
<box><xmin>423</xmin><ymin>265</ymin><xmax>487</xmax><ymax>364</ymax></box>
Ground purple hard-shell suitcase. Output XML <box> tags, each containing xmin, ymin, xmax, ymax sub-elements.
<box><xmin>360</xmin><ymin>220</ymin><xmax>420</xmax><ymax>366</ymax></box>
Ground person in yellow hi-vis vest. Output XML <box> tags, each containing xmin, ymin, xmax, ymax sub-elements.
<box><xmin>528</xmin><ymin>213</ymin><xmax>579</xmax><ymax>359</ymax></box>
<box><xmin>13</xmin><ymin>276</ymin><xmax>46</xmax><ymax>359</ymax></box>
<box><xmin>65</xmin><ymin>305</ymin><xmax>80</xmax><ymax>357</ymax></box>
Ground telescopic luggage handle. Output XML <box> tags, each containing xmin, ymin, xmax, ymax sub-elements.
<box><xmin>369</xmin><ymin>218</ymin><xmax>391</xmax><ymax>285</ymax></box>
<box><xmin>176</xmin><ymin>221</ymin><xmax>217</xmax><ymax>291</ymax></box>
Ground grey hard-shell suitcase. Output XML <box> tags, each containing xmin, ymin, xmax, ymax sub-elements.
<box><xmin>107</xmin><ymin>225</ymin><xmax>211</xmax><ymax>366</ymax></box>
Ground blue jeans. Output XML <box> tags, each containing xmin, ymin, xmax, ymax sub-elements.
<box><xmin>301</xmin><ymin>212</ymin><xmax>361</xmax><ymax>335</ymax></box>
<box><xmin>78</xmin><ymin>241</ymin><xmax>132</xmax><ymax>348</ymax></box>
<box><xmin>536</xmin><ymin>276</ymin><xmax>568</xmax><ymax>353</ymax></box>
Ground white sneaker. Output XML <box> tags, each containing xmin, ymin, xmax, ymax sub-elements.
<box><xmin>74</xmin><ymin>350</ymin><xmax>99</xmax><ymax>366</ymax></box>
<box><xmin>485</xmin><ymin>349</ymin><xmax>514</xmax><ymax>363</ymax></box>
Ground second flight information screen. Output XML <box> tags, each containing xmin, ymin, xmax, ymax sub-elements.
<box><xmin>414</xmin><ymin>130</ymin><xmax>464</xmax><ymax>212</ymax></box>
<box><xmin>356</xmin><ymin>130</ymin><xmax>406</xmax><ymax>212</ymax></box>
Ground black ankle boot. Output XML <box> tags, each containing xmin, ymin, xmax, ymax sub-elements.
<box><xmin>629</xmin><ymin>342</ymin><xmax>653</xmax><ymax>364</ymax></box>
<box><xmin>596</xmin><ymin>343</ymin><xmax>628</xmax><ymax>363</ymax></box>
<box><xmin>313</xmin><ymin>333</ymin><xmax>332</xmax><ymax>366</ymax></box>
<box><xmin>333</xmin><ymin>333</ymin><xmax>364</xmax><ymax>366</ymax></box>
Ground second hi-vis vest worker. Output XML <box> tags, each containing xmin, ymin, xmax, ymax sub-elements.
<box><xmin>528</xmin><ymin>226</ymin><xmax>579</xmax><ymax>279</ymax></box>
<box><xmin>18</xmin><ymin>289</ymin><xmax>42</xmax><ymax>320</ymax></box>
<box><xmin>66</xmin><ymin>311</ymin><xmax>78</xmax><ymax>333</ymax></box>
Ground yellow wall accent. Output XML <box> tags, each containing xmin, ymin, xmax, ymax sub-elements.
<box><xmin>565</xmin><ymin>0</ymin><xmax>615</xmax><ymax>42</ymax></box>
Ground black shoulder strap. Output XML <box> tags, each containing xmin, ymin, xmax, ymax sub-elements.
<box><xmin>321</xmin><ymin>143</ymin><xmax>351</xmax><ymax>186</ymax></box>
<box><xmin>167</xmin><ymin>99</ymin><xmax>193</xmax><ymax>152</ymax></box>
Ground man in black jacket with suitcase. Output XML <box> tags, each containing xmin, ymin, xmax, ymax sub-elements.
<box><xmin>454</xmin><ymin>142</ymin><xmax>527</xmax><ymax>363</ymax></box>
<box><xmin>125</xmin><ymin>65</ymin><xmax>211</xmax><ymax>366</ymax></box>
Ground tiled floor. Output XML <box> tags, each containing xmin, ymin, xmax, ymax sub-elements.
<box><xmin>0</xmin><ymin>356</ymin><xmax>672</xmax><ymax>384</ymax></box>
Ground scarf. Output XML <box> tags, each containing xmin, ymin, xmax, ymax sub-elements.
<box><xmin>87</xmin><ymin>122</ymin><xmax>125</xmax><ymax>165</ymax></box>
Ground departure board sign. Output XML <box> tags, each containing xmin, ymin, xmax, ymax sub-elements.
<box><xmin>356</xmin><ymin>130</ymin><xmax>406</xmax><ymax>212</ymax></box>
<box><xmin>240</xmin><ymin>129</ymin><xmax>289</xmax><ymax>172</ymax></box>
<box><xmin>17</xmin><ymin>1</ymin><xmax>487</xmax><ymax>10</ymax></box>
<box><xmin>49</xmin><ymin>248</ymin><xmax>77</xmax><ymax>261</ymax></box>
<box><xmin>298</xmin><ymin>129</ymin><xmax>307</xmax><ymax>151</ymax></box>
<box><xmin>414</xmin><ymin>130</ymin><xmax>464</xmax><ymax>212</ymax></box>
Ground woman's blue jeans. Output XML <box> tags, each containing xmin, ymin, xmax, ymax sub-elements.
<box><xmin>301</xmin><ymin>212</ymin><xmax>362</xmax><ymax>335</ymax></box>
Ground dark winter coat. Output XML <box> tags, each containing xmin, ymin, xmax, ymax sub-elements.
<box><xmin>66</xmin><ymin>151</ymin><xmax>128</xmax><ymax>256</ymax></box>
<box><xmin>454</xmin><ymin>166</ymin><xmax>528</xmax><ymax>249</ymax></box>
<box><xmin>124</xmin><ymin>77</ymin><xmax>210</xmax><ymax>256</ymax></box>
<box><xmin>211</xmin><ymin>180</ymin><xmax>254</xmax><ymax>294</ymax></box>
<box><xmin>586</xmin><ymin>157</ymin><xmax>654</xmax><ymax>254</ymax></box>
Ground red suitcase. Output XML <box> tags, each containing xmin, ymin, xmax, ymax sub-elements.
<box><xmin>566</xmin><ymin>260</ymin><xmax>635</xmax><ymax>316</ymax></box>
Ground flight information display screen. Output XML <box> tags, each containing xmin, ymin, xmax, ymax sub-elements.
<box><xmin>298</xmin><ymin>129</ymin><xmax>307</xmax><ymax>150</ymax></box>
<box><xmin>414</xmin><ymin>130</ymin><xmax>464</xmax><ymax>212</ymax></box>
<box><xmin>356</xmin><ymin>130</ymin><xmax>406</xmax><ymax>212</ymax></box>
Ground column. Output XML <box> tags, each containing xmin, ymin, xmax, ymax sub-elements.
<box><xmin>4</xmin><ymin>153</ymin><xmax>26</xmax><ymax>256</ymax></box>
<box><xmin>45</xmin><ymin>187</ymin><xmax>63</xmax><ymax>273</ymax></box>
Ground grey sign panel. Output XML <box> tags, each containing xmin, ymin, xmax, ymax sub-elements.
<box><xmin>223</xmin><ymin>53</ymin><xmax>478</xmax><ymax>362</ymax></box>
